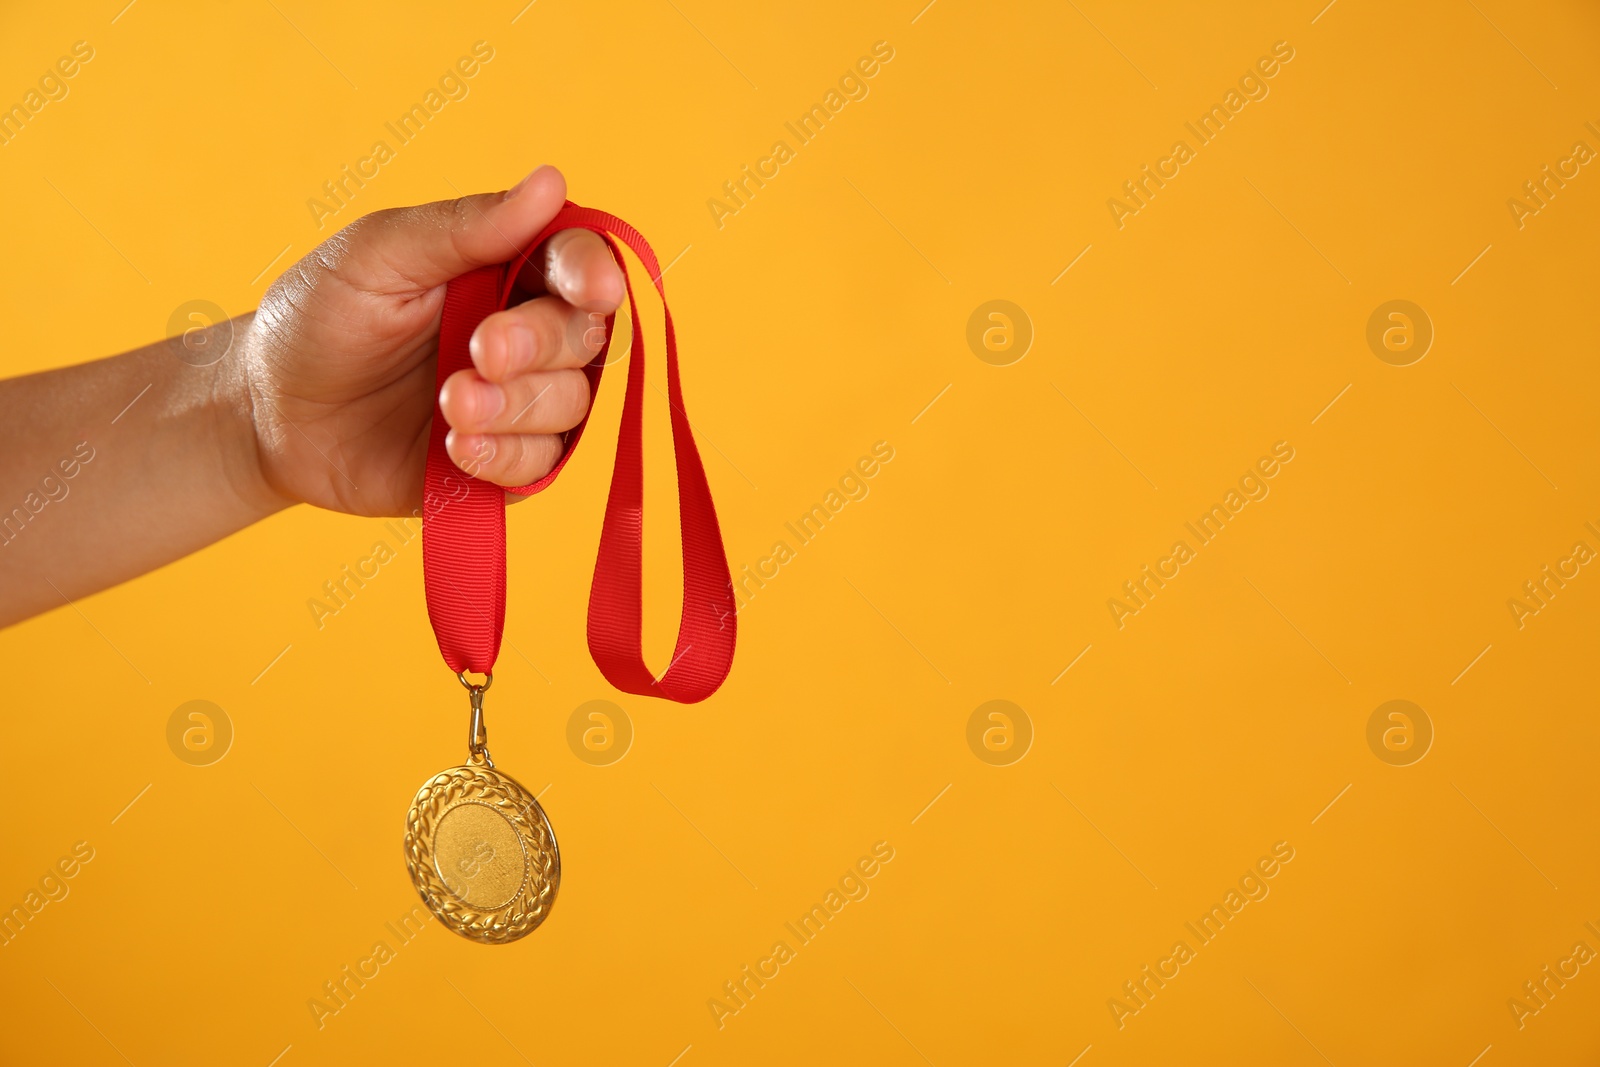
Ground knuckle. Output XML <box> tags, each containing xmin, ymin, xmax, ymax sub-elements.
<box><xmin>444</xmin><ymin>200</ymin><xmax>477</xmax><ymax>259</ymax></box>
<box><xmin>532</xmin><ymin>301</ymin><xmax>566</xmax><ymax>361</ymax></box>
<box><xmin>560</xmin><ymin>370</ymin><xmax>591</xmax><ymax>422</ymax></box>
<box><xmin>523</xmin><ymin>434</ymin><xmax>561</xmax><ymax>479</ymax></box>
<box><xmin>492</xmin><ymin>435</ymin><xmax>550</xmax><ymax>483</ymax></box>
<box><xmin>339</xmin><ymin>212</ymin><xmax>380</xmax><ymax>248</ymax></box>
<box><xmin>512</xmin><ymin>372</ymin><xmax>584</xmax><ymax>432</ymax></box>
<box><xmin>339</xmin><ymin>211</ymin><xmax>379</xmax><ymax>244</ymax></box>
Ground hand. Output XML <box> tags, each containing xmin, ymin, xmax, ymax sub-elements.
<box><xmin>241</xmin><ymin>165</ymin><xmax>625</xmax><ymax>517</ymax></box>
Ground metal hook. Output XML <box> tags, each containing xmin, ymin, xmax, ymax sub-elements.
<box><xmin>458</xmin><ymin>671</ymin><xmax>494</xmax><ymax>768</ymax></box>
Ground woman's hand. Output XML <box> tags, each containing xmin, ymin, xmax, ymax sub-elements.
<box><xmin>0</xmin><ymin>165</ymin><xmax>625</xmax><ymax>626</ymax></box>
<box><xmin>243</xmin><ymin>164</ymin><xmax>625</xmax><ymax>516</ymax></box>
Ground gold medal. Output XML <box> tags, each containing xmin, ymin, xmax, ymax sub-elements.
<box><xmin>403</xmin><ymin>674</ymin><xmax>559</xmax><ymax>944</ymax></box>
<box><xmin>408</xmin><ymin>204</ymin><xmax>737</xmax><ymax>940</ymax></box>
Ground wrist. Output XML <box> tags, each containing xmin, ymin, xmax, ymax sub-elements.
<box><xmin>209</xmin><ymin>311</ymin><xmax>296</xmax><ymax>521</ymax></box>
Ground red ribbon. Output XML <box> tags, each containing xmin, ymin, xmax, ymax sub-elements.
<box><xmin>421</xmin><ymin>201</ymin><xmax>736</xmax><ymax>703</ymax></box>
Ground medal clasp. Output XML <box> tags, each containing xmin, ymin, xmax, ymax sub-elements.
<box><xmin>458</xmin><ymin>671</ymin><xmax>494</xmax><ymax>768</ymax></box>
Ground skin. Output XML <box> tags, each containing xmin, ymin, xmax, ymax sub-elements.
<box><xmin>0</xmin><ymin>165</ymin><xmax>624</xmax><ymax>628</ymax></box>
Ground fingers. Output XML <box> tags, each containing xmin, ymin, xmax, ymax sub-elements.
<box><xmin>350</xmin><ymin>165</ymin><xmax>568</xmax><ymax>292</ymax></box>
<box><xmin>441</xmin><ymin>293</ymin><xmax>596</xmax><ymax>487</ymax></box>
<box><xmin>445</xmin><ymin>430</ymin><xmax>565</xmax><ymax>488</ymax></box>
<box><xmin>473</xmin><ymin>231</ymin><xmax>625</xmax><ymax>380</ymax></box>
<box><xmin>333</xmin><ymin>162</ymin><xmax>627</xmax><ymax>327</ymax></box>
<box><xmin>439</xmin><ymin>367</ymin><xmax>590</xmax><ymax>436</ymax></box>
<box><xmin>467</xmin><ymin>293</ymin><xmax>607</xmax><ymax>382</ymax></box>
<box><xmin>427</xmin><ymin>194</ymin><xmax>623</xmax><ymax>490</ymax></box>
<box><xmin>515</xmin><ymin>229</ymin><xmax>626</xmax><ymax>311</ymax></box>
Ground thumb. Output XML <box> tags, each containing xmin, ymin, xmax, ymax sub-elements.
<box><xmin>352</xmin><ymin>165</ymin><xmax>568</xmax><ymax>292</ymax></box>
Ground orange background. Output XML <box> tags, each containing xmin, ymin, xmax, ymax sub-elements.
<box><xmin>3</xmin><ymin>1</ymin><xmax>1599</xmax><ymax>1063</ymax></box>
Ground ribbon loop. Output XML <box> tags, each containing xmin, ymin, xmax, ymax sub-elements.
<box><xmin>421</xmin><ymin>201</ymin><xmax>736</xmax><ymax>703</ymax></box>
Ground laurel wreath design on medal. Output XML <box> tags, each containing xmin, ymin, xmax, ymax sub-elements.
<box><xmin>403</xmin><ymin>761</ymin><xmax>560</xmax><ymax>945</ymax></box>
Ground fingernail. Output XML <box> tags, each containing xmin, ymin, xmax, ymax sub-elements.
<box><xmin>468</xmin><ymin>327</ymin><xmax>501</xmax><ymax>376</ymax></box>
<box><xmin>448</xmin><ymin>430</ymin><xmax>496</xmax><ymax>476</ymax></box>
<box><xmin>504</xmin><ymin>165</ymin><xmax>549</xmax><ymax>200</ymax></box>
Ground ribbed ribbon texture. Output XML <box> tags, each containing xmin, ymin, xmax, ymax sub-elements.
<box><xmin>421</xmin><ymin>201</ymin><xmax>736</xmax><ymax>703</ymax></box>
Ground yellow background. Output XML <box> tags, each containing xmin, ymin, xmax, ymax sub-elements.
<box><xmin>3</xmin><ymin>0</ymin><xmax>1599</xmax><ymax>1063</ymax></box>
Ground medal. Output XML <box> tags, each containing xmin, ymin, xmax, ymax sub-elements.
<box><xmin>405</xmin><ymin>202</ymin><xmax>737</xmax><ymax>944</ymax></box>
<box><xmin>403</xmin><ymin>674</ymin><xmax>560</xmax><ymax>944</ymax></box>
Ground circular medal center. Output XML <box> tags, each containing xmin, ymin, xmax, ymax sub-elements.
<box><xmin>432</xmin><ymin>802</ymin><xmax>529</xmax><ymax>910</ymax></box>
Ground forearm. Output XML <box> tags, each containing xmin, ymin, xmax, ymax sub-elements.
<box><xmin>0</xmin><ymin>314</ymin><xmax>288</xmax><ymax>627</ymax></box>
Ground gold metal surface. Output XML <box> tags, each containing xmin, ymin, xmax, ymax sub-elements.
<box><xmin>403</xmin><ymin>760</ymin><xmax>559</xmax><ymax>944</ymax></box>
